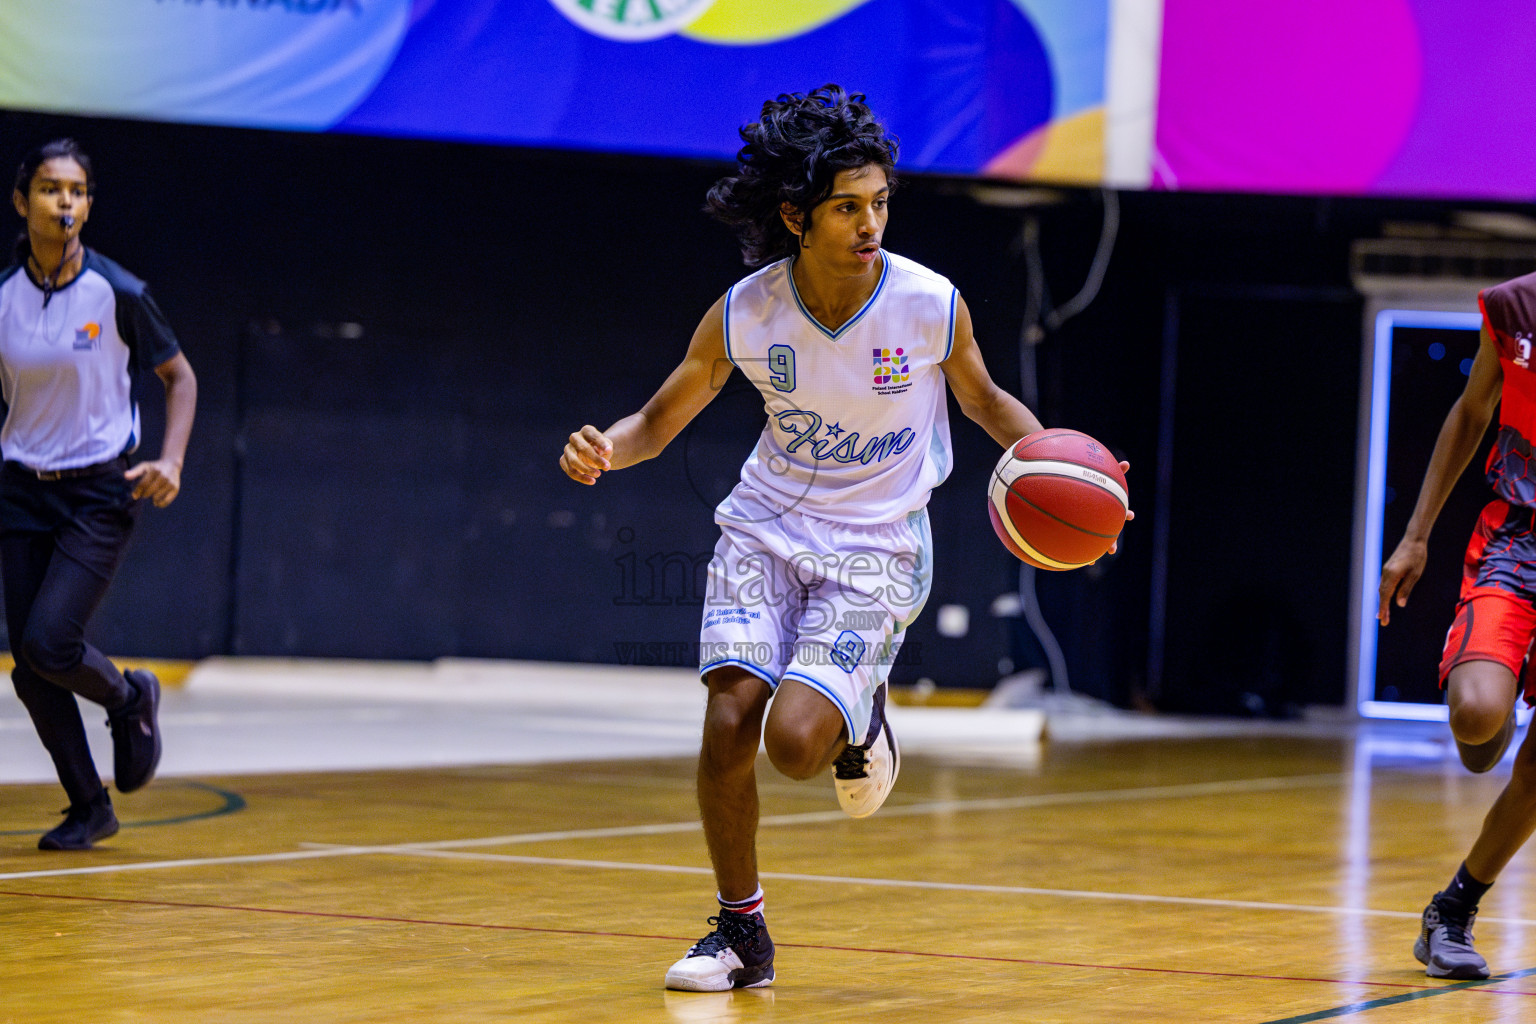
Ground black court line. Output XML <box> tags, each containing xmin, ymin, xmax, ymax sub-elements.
<box><xmin>1259</xmin><ymin>966</ymin><xmax>1536</xmax><ymax>1023</ymax></box>
<box><xmin>0</xmin><ymin>781</ymin><xmax>245</xmax><ymax>837</ymax></box>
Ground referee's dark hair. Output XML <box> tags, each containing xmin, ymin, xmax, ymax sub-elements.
<box><xmin>11</xmin><ymin>139</ymin><xmax>95</xmax><ymax>266</ymax></box>
<box><xmin>705</xmin><ymin>84</ymin><xmax>898</xmax><ymax>267</ymax></box>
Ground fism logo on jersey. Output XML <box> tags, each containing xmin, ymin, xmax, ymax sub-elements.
<box><xmin>547</xmin><ymin>0</ymin><xmax>717</xmax><ymax>41</ymax></box>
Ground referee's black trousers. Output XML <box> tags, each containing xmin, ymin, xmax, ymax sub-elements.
<box><xmin>1</xmin><ymin>464</ymin><xmax>138</xmax><ymax>806</ymax></box>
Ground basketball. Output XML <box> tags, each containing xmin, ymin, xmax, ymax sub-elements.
<box><xmin>987</xmin><ymin>428</ymin><xmax>1128</xmax><ymax>570</ymax></box>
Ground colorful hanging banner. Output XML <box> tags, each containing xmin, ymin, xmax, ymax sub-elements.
<box><xmin>0</xmin><ymin>0</ymin><xmax>1111</xmax><ymax>184</ymax></box>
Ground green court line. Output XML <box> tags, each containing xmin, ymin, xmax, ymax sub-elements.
<box><xmin>1</xmin><ymin>781</ymin><xmax>246</xmax><ymax>836</ymax></box>
<box><xmin>1260</xmin><ymin>966</ymin><xmax>1536</xmax><ymax>1023</ymax></box>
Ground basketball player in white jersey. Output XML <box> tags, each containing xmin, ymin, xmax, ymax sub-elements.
<box><xmin>561</xmin><ymin>86</ymin><xmax>1127</xmax><ymax>991</ymax></box>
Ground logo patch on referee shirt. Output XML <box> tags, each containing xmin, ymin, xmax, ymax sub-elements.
<box><xmin>73</xmin><ymin>323</ymin><xmax>100</xmax><ymax>351</ymax></box>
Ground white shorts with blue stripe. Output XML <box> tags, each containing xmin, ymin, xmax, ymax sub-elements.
<box><xmin>697</xmin><ymin>486</ymin><xmax>934</xmax><ymax>745</ymax></box>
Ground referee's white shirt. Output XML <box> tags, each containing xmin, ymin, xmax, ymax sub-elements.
<box><xmin>0</xmin><ymin>250</ymin><xmax>181</xmax><ymax>472</ymax></box>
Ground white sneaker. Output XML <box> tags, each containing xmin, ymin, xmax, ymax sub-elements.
<box><xmin>833</xmin><ymin>683</ymin><xmax>899</xmax><ymax>818</ymax></box>
<box><xmin>664</xmin><ymin>910</ymin><xmax>776</xmax><ymax>991</ymax></box>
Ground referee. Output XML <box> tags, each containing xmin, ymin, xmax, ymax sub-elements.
<box><xmin>3</xmin><ymin>139</ymin><xmax>197</xmax><ymax>849</ymax></box>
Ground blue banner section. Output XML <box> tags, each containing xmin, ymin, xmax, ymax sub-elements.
<box><xmin>0</xmin><ymin>0</ymin><xmax>1108</xmax><ymax>178</ymax></box>
<box><xmin>340</xmin><ymin>0</ymin><xmax>1058</xmax><ymax>172</ymax></box>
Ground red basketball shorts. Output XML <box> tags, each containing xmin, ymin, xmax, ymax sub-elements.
<box><xmin>1439</xmin><ymin>500</ymin><xmax>1536</xmax><ymax>696</ymax></box>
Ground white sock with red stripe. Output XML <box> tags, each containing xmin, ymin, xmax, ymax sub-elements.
<box><xmin>718</xmin><ymin>887</ymin><xmax>764</xmax><ymax>917</ymax></box>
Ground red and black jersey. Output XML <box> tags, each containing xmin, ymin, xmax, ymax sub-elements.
<box><xmin>1479</xmin><ymin>272</ymin><xmax>1536</xmax><ymax>507</ymax></box>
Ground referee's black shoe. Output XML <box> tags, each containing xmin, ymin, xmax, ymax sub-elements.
<box><xmin>109</xmin><ymin>669</ymin><xmax>162</xmax><ymax>793</ymax></box>
<box><xmin>39</xmin><ymin>793</ymin><xmax>119</xmax><ymax>850</ymax></box>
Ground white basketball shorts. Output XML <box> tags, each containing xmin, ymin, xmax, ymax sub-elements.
<box><xmin>698</xmin><ymin>485</ymin><xmax>934</xmax><ymax>744</ymax></box>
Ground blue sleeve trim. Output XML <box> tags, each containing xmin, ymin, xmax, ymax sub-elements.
<box><xmin>944</xmin><ymin>288</ymin><xmax>958</xmax><ymax>361</ymax></box>
<box><xmin>700</xmin><ymin>658</ymin><xmax>778</xmax><ymax>690</ymax></box>
<box><xmin>722</xmin><ymin>285</ymin><xmax>737</xmax><ymax>369</ymax></box>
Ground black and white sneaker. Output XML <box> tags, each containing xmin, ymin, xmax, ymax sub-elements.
<box><xmin>833</xmin><ymin>681</ymin><xmax>899</xmax><ymax>818</ymax></box>
<box><xmin>1415</xmin><ymin>894</ymin><xmax>1490</xmax><ymax>980</ymax></box>
<box><xmin>664</xmin><ymin>910</ymin><xmax>775</xmax><ymax>992</ymax></box>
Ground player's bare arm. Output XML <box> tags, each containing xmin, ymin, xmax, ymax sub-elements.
<box><xmin>1378</xmin><ymin>325</ymin><xmax>1503</xmax><ymax>625</ymax></box>
<box><xmin>561</xmin><ymin>295</ymin><xmax>729</xmax><ymax>485</ymax></box>
<box><xmin>939</xmin><ymin>295</ymin><xmax>1044</xmax><ymax>447</ymax></box>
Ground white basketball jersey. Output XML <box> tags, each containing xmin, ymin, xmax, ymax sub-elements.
<box><xmin>722</xmin><ymin>251</ymin><xmax>955</xmax><ymax>525</ymax></box>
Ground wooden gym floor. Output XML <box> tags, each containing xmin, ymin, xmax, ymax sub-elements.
<box><xmin>0</xmin><ymin>664</ymin><xmax>1532</xmax><ymax>1022</ymax></box>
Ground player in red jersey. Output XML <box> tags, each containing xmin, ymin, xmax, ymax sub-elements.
<box><xmin>1379</xmin><ymin>270</ymin><xmax>1536</xmax><ymax>980</ymax></box>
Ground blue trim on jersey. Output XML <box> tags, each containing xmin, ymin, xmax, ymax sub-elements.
<box><xmin>780</xmin><ymin>669</ymin><xmax>856</xmax><ymax>741</ymax></box>
<box><xmin>722</xmin><ymin>283</ymin><xmax>737</xmax><ymax>368</ymax></box>
<box><xmin>944</xmin><ymin>288</ymin><xmax>958</xmax><ymax>360</ymax></box>
<box><xmin>785</xmin><ymin>253</ymin><xmax>890</xmax><ymax>340</ymax></box>
<box><xmin>700</xmin><ymin>658</ymin><xmax>779</xmax><ymax>690</ymax></box>
<box><xmin>926</xmin><ymin>424</ymin><xmax>949</xmax><ymax>483</ymax></box>
<box><xmin>894</xmin><ymin>508</ymin><xmax>935</xmax><ymax>634</ymax></box>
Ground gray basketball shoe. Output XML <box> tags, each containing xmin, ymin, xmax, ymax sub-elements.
<box><xmin>1414</xmin><ymin>895</ymin><xmax>1490</xmax><ymax>980</ymax></box>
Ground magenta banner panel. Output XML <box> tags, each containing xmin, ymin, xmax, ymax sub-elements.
<box><xmin>1155</xmin><ymin>0</ymin><xmax>1536</xmax><ymax>199</ymax></box>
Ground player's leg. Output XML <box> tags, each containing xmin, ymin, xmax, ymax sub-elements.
<box><xmin>1467</xmin><ymin>723</ymin><xmax>1536</xmax><ymax>887</ymax></box>
<box><xmin>666</xmin><ymin>671</ymin><xmax>778</xmax><ymax>993</ymax></box>
<box><xmin>1447</xmin><ymin>659</ymin><xmax>1519</xmax><ymax>771</ymax></box>
<box><xmin>771</xmin><ymin>575</ymin><xmax>907</xmax><ymax>818</ymax></box>
<box><xmin>1439</xmin><ymin>504</ymin><xmax>1533</xmax><ymax>770</ymax></box>
<box><xmin>0</xmin><ymin>531</ymin><xmax>118</xmax><ymax>849</ymax></box>
<box><xmin>698</xmin><ymin>666</ymin><xmax>772</xmax><ymax>901</ymax></box>
<box><xmin>770</xmin><ymin>509</ymin><xmax>930</xmax><ymax>817</ymax></box>
<box><xmin>761</xmin><ymin>677</ymin><xmax>851</xmax><ymax>779</ymax></box>
<box><xmin>667</xmin><ymin>529</ymin><xmax>790</xmax><ymax>992</ymax></box>
<box><xmin>1416</xmin><ymin>722</ymin><xmax>1536</xmax><ymax>981</ymax></box>
<box><xmin>1417</xmin><ymin>589</ymin><xmax>1536</xmax><ymax>978</ymax></box>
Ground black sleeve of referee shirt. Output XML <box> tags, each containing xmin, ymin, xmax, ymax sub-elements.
<box><xmin>116</xmin><ymin>284</ymin><xmax>182</xmax><ymax>374</ymax></box>
<box><xmin>92</xmin><ymin>251</ymin><xmax>182</xmax><ymax>373</ymax></box>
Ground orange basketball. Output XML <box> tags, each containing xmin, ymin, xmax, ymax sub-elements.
<box><xmin>987</xmin><ymin>428</ymin><xmax>1128</xmax><ymax>570</ymax></box>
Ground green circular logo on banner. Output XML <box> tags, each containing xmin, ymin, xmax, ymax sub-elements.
<box><xmin>548</xmin><ymin>0</ymin><xmax>718</xmax><ymax>41</ymax></box>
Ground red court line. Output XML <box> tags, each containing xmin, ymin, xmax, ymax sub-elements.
<box><xmin>3</xmin><ymin>888</ymin><xmax>1533</xmax><ymax>998</ymax></box>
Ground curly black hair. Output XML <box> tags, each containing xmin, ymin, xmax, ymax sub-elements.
<box><xmin>706</xmin><ymin>85</ymin><xmax>898</xmax><ymax>267</ymax></box>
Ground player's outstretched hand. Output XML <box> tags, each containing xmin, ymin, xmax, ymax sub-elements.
<box><xmin>1378</xmin><ymin>538</ymin><xmax>1428</xmax><ymax>626</ymax></box>
<box><xmin>561</xmin><ymin>425</ymin><xmax>613</xmax><ymax>485</ymax></box>
<box><xmin>125</xmin><ymin>459</ymin><xmax>182</xmax><ymax>508</ymax></box>
<box><xmin>1108</xmin><ymin>459</ymin><xmax>1134</xmax><ymax>556</ymax></box>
